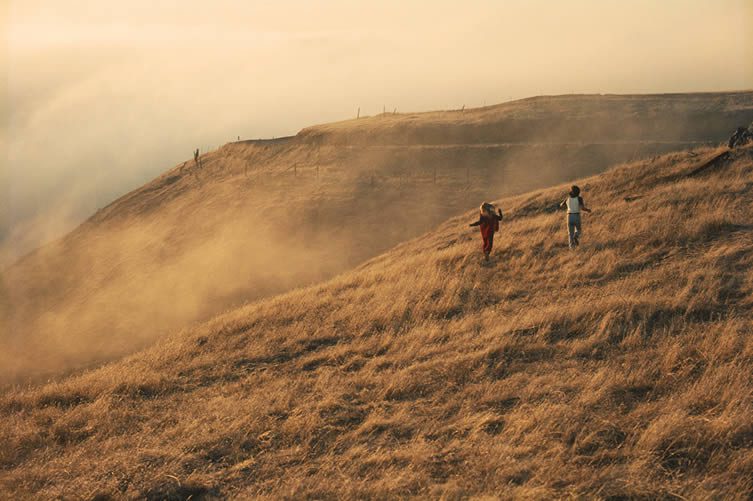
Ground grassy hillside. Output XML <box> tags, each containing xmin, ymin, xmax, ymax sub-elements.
<box><xmin>299</xmin><ymin>92</ymin><xmax>753</xmax><ymax>145</ymax></box>
<box><xmin>3</xmin><ymin>92</ymin><xmax>752</xmax><ymax>384</ymax></box>
<box><xmin>2</xmin><ymin>144</ymin><xmax>752</xmax><ymax>498</ymax></box>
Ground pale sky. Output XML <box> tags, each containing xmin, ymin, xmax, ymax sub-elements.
<box><xmin>2</xmin><ymin>0</ymin><xmax>752</xmax><ymax>264</ymax></box>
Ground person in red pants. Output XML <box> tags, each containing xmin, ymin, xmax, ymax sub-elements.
<box><xmin>469</xmin><ymin>202</ymin><xmax>503</xmax><ymax>261</ymax></box>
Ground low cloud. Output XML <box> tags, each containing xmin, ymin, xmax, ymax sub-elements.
<box><xmin>3</xmin><ymin>0</ymin><xmax>751</xmax><ymax>259</ymax></box>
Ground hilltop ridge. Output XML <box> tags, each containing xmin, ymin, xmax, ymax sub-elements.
<box><xmin>297</xmin><ymin>91</ymin><xmax>753</xmax><ymax>145</ymax></box>
<box><xmin>2</xmin><ymin>144</ymin><xmax>753</xmax><ymax>498</ymax></box>
<box><xmin>82</xmin><ymin>91</ymin><xmax>753</xmax><ymax>225</ymax></box>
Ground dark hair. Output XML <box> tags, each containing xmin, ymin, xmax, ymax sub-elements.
<box><xmin>569</xmin><ymin>185</ymin><xmax>580</xmax><ymax>197</ymax></box>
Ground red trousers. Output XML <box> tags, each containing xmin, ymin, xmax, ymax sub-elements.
<box><xmin>480</xmin><ymin>220</ymin><xmax>498</xmax><ymax>255</ymax></box>
<box><xmin>482</xmin><ymin>231</ymin><xmax>495</xmax><ymax>254</ymax></box>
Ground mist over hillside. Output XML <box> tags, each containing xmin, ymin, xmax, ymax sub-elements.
<box><xmin>7</xmin><ymin>0</ymin><xmax>751</xmax><ymax>268</ymax></box>
<box><xmin>5</xmin><ymin>1</ymin><xmax>753</xmax><ymax>496</ymax></box>
<box><xmin>2</xmin><ymin>144</ymin><xmax>752</xmax><ymax>498</ymax></box>
<box><xmin>2</xmin><ymin>92</ymin><xmax>753</xmax><ymax>384</ymax></box>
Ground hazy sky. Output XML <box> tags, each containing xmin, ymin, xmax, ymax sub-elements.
<box><xmin>2</xmin><ymin>0</ymin><xmax>752</xmax><ymax>264</ymax></box>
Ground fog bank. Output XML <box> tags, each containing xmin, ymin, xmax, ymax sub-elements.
<box><xmin>4</xmin><ymin>0</ymin><xmax>752</xmax><ymax>264</ymax></box>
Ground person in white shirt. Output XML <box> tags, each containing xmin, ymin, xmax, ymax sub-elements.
<box><xmin>559</xmin><ymin>185</ymin><xmax>591</xmax><ymax>248</ymax></box>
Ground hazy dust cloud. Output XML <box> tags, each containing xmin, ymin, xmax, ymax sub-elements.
<box><xmin>1</xmin><ymin>140</ymin><xmax>488</xmax><ymax>382</ymax></box>
<box><xmin>4</xmin><ymin>0</ymin><xmax>751</xmax><ymax>264</ymax></box>
<box><xmin>4</xmin><ymin>103</ymin><xmax>746</xmax><ymax>385</ymax></box>
<box><xmin>3</xmin><ymin>1</ymin><xmax>752</xmax><ymax>383</ymax></box>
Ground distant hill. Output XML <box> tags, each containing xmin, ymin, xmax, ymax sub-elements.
<box><xmin>2</xmin><ymin>144</ymin><xmax>752</xmax><ymax>498</ymax></box>
<box><xmin>299</xmin><ymin>92</ymin><xmax>753</xmax><ymax>145</ymax></box>
<box><xmin>2</xmin><ymin>91</ymin><xmax>752</xmax><ymax>383</ymax></box>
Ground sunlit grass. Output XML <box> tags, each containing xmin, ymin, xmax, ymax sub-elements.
<box><xmin>1</xmin><ymin>145</ymin><xmax>752</xmax><ymax>498</ymax></box>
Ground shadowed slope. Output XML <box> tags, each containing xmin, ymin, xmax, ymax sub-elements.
<box><xmin>2</xmin><ymin>145</ymin><xmax>752</xmax><ymax>498</ymax></box>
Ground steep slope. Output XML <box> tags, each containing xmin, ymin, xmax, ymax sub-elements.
<box><xmin>2</xmin><ymin>92</ymin><xmax>752</xmax><ymax>384</ymax></box>
<box><xmin>2</xmin><ymin>145</ymin><xmax>752</xmax><ymax>498</ymax></box>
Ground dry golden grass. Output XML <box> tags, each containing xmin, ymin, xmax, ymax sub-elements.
<box><xmin>1</xmin><ymin>144</ymin><xmax>752</xmax><ymax>499</ymax></box>
<box><xmin>9</xmin><ymin>93</ymin><xmax>748</xmax><ymax>383</ymax></box>
<box><xmin>299</xmin><ymin>91</ymin><xmax>753</xmax><ymax>146</ymax></box>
